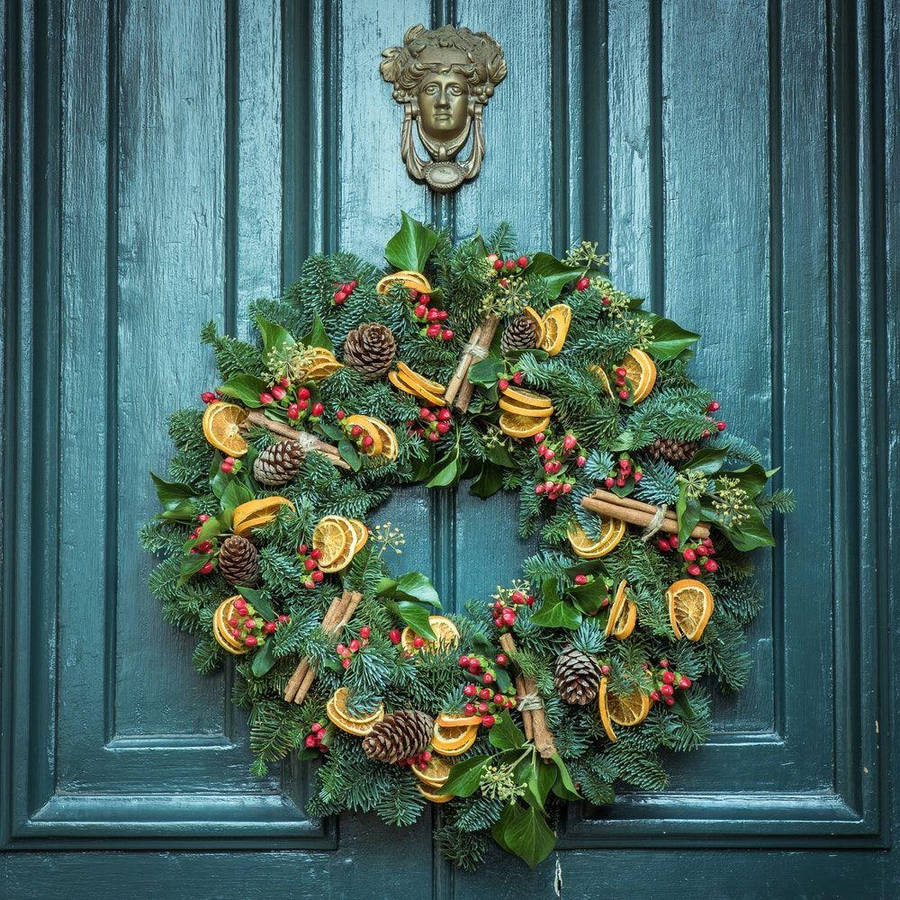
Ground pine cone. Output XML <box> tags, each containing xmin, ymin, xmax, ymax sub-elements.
<box><xmin>361</xmin><ymin>710</ymin><xmax>434</xmax><ymax>763</ymax></box>
<box><xmin>343</xmin><ymin>323</ymin><xmax>397</xmax><ymax>380</ymax></box>
<box><xmin>554</xmin><ymin>645</ymin><xmax>601</xmax><ymax>705</ymax></box>
<box><xmin>218</xmin><ymin>535</ymin><xmax>260</xmax><ymax>586</ymax></box>
<box><xmin>253</xmin><ymin>439</ymin><xmax>305</xmax><ymax>486</ymax></box>
<box><xmin>646</xmin><ymin>437</ymin><xmax>700</xmax><ymax>465</ymax></box>
<box><xmin>500</xmin><ymin>314</ymin><xmax>537</xmax><ymax>353</ymax></box>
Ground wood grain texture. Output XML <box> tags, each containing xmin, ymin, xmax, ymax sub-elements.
<box><xmin>2</xmin><ymin>0</ymin><xmax>898</xmax><ymax>894</ymax></box>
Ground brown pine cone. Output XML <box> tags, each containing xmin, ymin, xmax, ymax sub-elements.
<box><xmin>554</xmin><ymin>645</ymin><xmax>601</xmax><ymax>705</ymax></box>
<box><xmin>253</xmin><ymin>439</ymin><xmax>305</xmax><ymax>486</ymax></box>
<box><xmin>218</xmin><ymin>535</ymin><xmax>260</xmax><ymax>586</ymax></box>
<box><xmin>500</xmin><ymin>314</ymin><xmax>537</xmax><ymax>353</ymax></box>
<box><xmin>361</xmin><ymin>710</ymin><xmax>434</xmax><ymax>763</ymax></box>
<box><xmin>343</xmin><ymin>323</ymin><xmax>397</xmax><ymax>380</ymax></box>
<box><xmin>646</xmin><ymin>437</ymin><xmax>700</xmax><ymax>465</ymax></box>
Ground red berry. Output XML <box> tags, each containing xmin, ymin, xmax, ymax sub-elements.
<box><xmin>576</xmin><ymin>276</ymin><xmax>590</xmax><ymax>291</ymax></box>
<box><xmin>498</xmin><ymin>378</ymin><xmax>509</xmax><ymax>391</ymax></box>
<box><xmin>493</xmin><ymin>693</ymin><xmax>504</xmax><ymax>705</ymax></box>
<box><xmin>481</xmin><ymin>715</ymin><xmax>495</xmax><ymax>728</ymax></box>
<box><xmin>683</xmin><ymin>548</ymin><xmax>697</xmax><ymax>562</ymax></box>
<box><xmin>708</xmin><ymin>401</ymin><xmax>720</xmax><ymax>412</ymax></box>
<box><xmin>201</xmin><ymin>391</ymin><xmax>216</xmax><ymax>403</ymax></box>
<box><xmin>650</xmin><ymin>689</ymin><xmax>661</xmax><ymax>702</ymax></box>
<box><xmin>464</xmin><ymin>703</ymin><xmax>476</xmax><ymax>715</ymax></box>
<box><xmin>244</xmin><ymin>635</ymin><xmax>258</xmax><ymax>647</ymax></box>
<box><xmin>287</xmin><ymin>404</ymin><xmax>300</xmax><ymax>420</ymax></box>
<box><xmin>360</xmin><ymin>626</ymin><xmax>371</xmax><ymax>639</ymax></box>
<box><xmin>493</xmin><ymin>258</ymin><xmax>504</xmax><ymax>270</ymax></box>
<box><xmin>468</xmin><ymin>660</ymin><xmax>481</xmax><ymax>674</ymax></box>
<box><xmin>312</xmin><ymin>570</ymin><xmax>324</xmax><ymax>583</ymax></box>
<box><xmin>196</xmin><ymin>540</ymin><xmax>212</xmax><ymax>553</ymax></box>
<box><xmin>505</xmin><ymin>259</ymin><xmax>516</xmax><ymax>271</ymax></box>
<box><xmin>311</xmin><ymin>402</ymin><xmax>324</xmax><ymax>417</ymax></box>
<box><xmin>600</xmin><ymin>664</ymin><xmax>610</xmax><ymax>675</ymax></box>
<box><xmin>686</xmin><ymin>564</ymin><xmax>702</xmax><ymax>576</ymax></box>
<box><xmin>341</xmin><ymin>658</ymin><xmax>351</xmax><ymax>669</ymax></box>
<box><xmin>298</xmin><ymin>387</ymin><xmax>311</xmax><ymax>400</ymax></box>
<box><xmin>512</xmin><ymin>371</ymin><xmax>523</xmax><ymax>385</ymax></box>
<box><xmin>482</xmin><ymin>672</ymin><xmax>493</xmax><ymax>684</ymax></box>
<box><xmin>574</xmin><ymin>574</ymin><xmax>588</xmax><ymax>585</ymax></box>
<box><xmin>660</xmin><ymin>683</ymin><xmax>674</xmax><ymax>696</ymax></box>
<box><xmin>414</xmin><ymin>304</ymin><xmax>427</xmax><ymax>318</ymax></box>
<box><xmin>271</xmin><ymin>385</ymin><xmax>286</xmax><ymax>401</ymax></box>
<box><xmin>663</xmin><ymin>670</ymin><xmax>675</xmax><ymax>685</ymax></box>
<box><xmin>463</xmin><ymin>684</ymin><xmax>477</xmax><ymax>697</ymax></box>
<box><xmin>518</xmin><ymin>255</ymin><xmax>529</xmax><ymax>268</ymax></box>
<box><xmin>259</xmin><ymin>392</ymin><xmax>273</xmax><ymax>404</ymax></box>
<box><xmin>389</xmin><ymin>629</ymin><xmax>401</xmax><ymax>644</ymax></box>
<box><xmin>479</xmin><ymin>687</ymin><xmax>492</xmax><ymax>700</ymax></box>
<box><xmin>459</xmin><ymin>655</ymin><xmax>470</xmax><ymax>667</ymax></box>
<box><xmin>361</xmin><ymin>434</ymin><xmax>374</xmax><ymax>449</ymax></box>
<box><xmin>669</xmin><ymin>537</ymin><xmax>679</xmax><ymax>549</ymax></box>
<box><xmin>297</xmin><ymin>399</ymin><xmax>308</xmax><ymax>411</ymax></box>
<box><xmin>477</xmin><ymin>702</ymin><xmax>489</xmax><ymax>714</ymax></box>
<box><xmin>679</xmin><ymin>676</ymin><xmax>692</xmax><ymax>689</ymax></box>
<box><xmin>199</xmin><ymin>561</ymin><xmax>214</xmax><ymax>575</ymax></box>
<box><xmin>427</xmin><ymin>431</ymin><xmax>440</xmax><ymax>442</ymax></box>
<box><xmin>349</xmin><ymin>639</ymin><xmax>360</xmax><ymax>652</ymax></box>
<box><xmin>657</xmin><ymin>538</ymin><xmax>671</xmax><ymax>552</ymax></box>
<box><xmin>437</xmin><ymin>421</ymin><xmax>451</xmax><ymax>434</ymax></box>
<box><xmin>441</xmin><ymin>329</ymin><xmax>454</xmax><ymax>341</ymax></box>
<box><xmin>704</xmin><ymin>559</ymin><xmax>718</xmax><ymax>572</ymax></box>
<box><xmin>702</xmin><ymin>429</ymin><xmax>711</xmax><ymax>438</ymax></box>
<box><xmin>304</xmin><ymin>579</ymin><xmax>315</xmax><ymax>589</ymax></box>
<box><xmin>220</xmin><ymin>461</ymin><xmax>233</xmax><ymax>473</ymax></box>
<box><xmin>413</xmin><ymin>636</ymin><xmax>425</xmax><ymax>648</ymax></box>
<box><xmin>304</xmin><ymin>557</ymin><xmax>317</xmax><ymax>571</ymax></box>
<box><xmin>716</xmin><ymin>421</ymin><xmax>726</xmax><ymax>432</ymax></box>
<box><xmin>604</xmin><ymin>476</ymin><xmax>615</xmax><ymax>488</ymax></box>
<box><xmin>660</xmin><ymin>658</ymin><xmax>669</xmax><ymax>668</ymax></box>
<box><xmin>495</xmin><ymin>653</ymin><xmax>508</xmax><ymax>666</ymax></box>
<box><xmin>264</xmin><ymin>621</ymin><xmax>277</xmax><ymax>634</ymax></box>
<box><xmin>618</xmin><ymin>389</ymin><xmax>629</xmax><ymax>400</ymax></box>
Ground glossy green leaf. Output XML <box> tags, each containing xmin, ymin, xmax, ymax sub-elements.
<box><xmin>338</xmin><ymin>439</ymin><xmax>362</xmax><ymax>472</ymax></box>
<box><xmin>489</xmin><ymin>711</ymin><xmax>526</xmax><ymax>751</ymax></box>
<box><xmin>302</xmin><ymin>314</ymin><xmax>334</xmax><ymax>353</ymax></box>
<box><xmin>251</xmin><ymin>639</ymin><xmax>276</xmax><ymax>677</ymax></box>
<box><xmin>528</xmin><ymin>252</ymin><xmax>584</xmax><ymax>299</ymax></box>
<box><xmin>443</xmin><ymin>755</ymin><xmax>492</xmax><ymax>797</ymax></box>
<box><xmin>384</xmin><ymin>210</ymin><xmax>440</xmax><ymax>272</ymax></box>
<box><xmin>255</xmin><ymin>314</ymin><xmax>293</xmax><ymax>357</ymax></box>
<box><xmin>491</xmin><ymin>802</ymin><xmax>556</xmax><ymax>869</ymax></box>
<box><xmin>531</xmin><ymin>599</ymin><xmax>582</xmax><ymax>630</ymax></box>
<box><xmin>218</xmin><ymin>373</ymin><xmax>268</xmax><ymax>407</ymax></box>
<box><xmin>647</xmin><ymin>315</ymin><xmax>701</xmax><ymax>360</ymax></box>
<box><xmin>393</xmin><ymin>572</ymin><xmax>441</xmax><ymax>607</ymax></box>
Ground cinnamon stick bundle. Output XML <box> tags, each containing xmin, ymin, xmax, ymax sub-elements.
<box><xmin>445</xmin><ymin>314</ymin><xmax>500</xmax><ymax>413</ymax></box>
<box><xmin>243</xmin><ymin>410</ymin><xmax>350</xmax><ymax>470</ymax></box>
<box><xmin>283</xmin><ymin>589</ymin><xmax>362</xmax><ymax>704</ymax></box>
<box><xmin>581</xmin><ymin>489</ymin><xmax>710</xmax><ymax>540</ymax></box>
<box><xmin>499</xmin><ymin>633</ymin><xmax>557</xmax><ymax>760</ymax></box>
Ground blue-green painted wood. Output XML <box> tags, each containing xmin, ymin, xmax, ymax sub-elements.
<box><xmin>2</xmin><ymin>0</ymin><xmax>897</xmax><ymax>895</ymax></box>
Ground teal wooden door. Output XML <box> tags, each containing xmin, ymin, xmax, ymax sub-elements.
<box><xmin>2</xmin><ymin>0</ymin><xmax>897</xmax><ymax>896</ymax></box>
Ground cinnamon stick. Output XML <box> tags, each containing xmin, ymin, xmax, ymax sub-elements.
<box><xmin>445</xmin><ymin>322</ymin><xmax>482</xmax><ymax>404</ymax></box>
<box><xmin>499</xmin><ymin>633</ymin><xmax>557</xmax><ymax>759</ymax></box>
<box><xmin>243</xmin><ymin>410</ymin><xmax>350</xmax><ymax>470</ymax></box>
<box><xmin>580</xmin><ymin>494</ymin><xmax>710</xmax><ymax>540</ymax></box>
<box><xmin>453</xmin><ymin>315</ymin><xmax>500</xmax><ymax>413</ymax></box>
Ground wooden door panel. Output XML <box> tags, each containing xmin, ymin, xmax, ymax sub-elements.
<box><xmin>2</xmin><ymin>0</ymin><xmax>894</xmax><ymax>894</ymax></box>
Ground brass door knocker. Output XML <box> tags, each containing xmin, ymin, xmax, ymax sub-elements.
<box><xmin>381</xmin><ymin>24</ymin><xmax>507</xmax><ymax>193</ymax></box>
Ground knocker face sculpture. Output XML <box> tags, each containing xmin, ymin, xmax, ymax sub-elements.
<box><xmin>381</xmin><ymin>24</ymin><xmax>507</xmax><ymax>193</ymax></box>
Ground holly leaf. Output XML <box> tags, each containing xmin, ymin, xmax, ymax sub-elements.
<box><xmin>491</xmin><ymin>802</ymin><xmax>556</xmax><ymax>870</ymax></box>
<box><xmin>471</xmin><ymin>462</ymin><xmax>503</xmax><ymax>499</ymax></box>
<box><xmin>489</xmin><ymin>711</ymin><xmax>526</xmax><ymax>751</ymax></box>
<box><xmin>218</xmin><ymin>373</ymin><xmax>268</xmax><ymax>408</ymax></box>
<box><xmin>528</xmin><ymin>252</ymin><xmax>584</xmax><ymax>299</ymax></box>
<box><xmin>384</xmin><ymin>210</ymin><xmax>440</xmax><ymax>272</ymax></box>
<box><xmin>443</xmin><ymin>755</ymin><xmax>492</xmax><ymax>797</ymax></box>
<box><xmin>255</xmin><ymin>314</ymin><xmax>293</xmax><ymax>357</ymax></box>
<box><xmin>251</xmin><ymin>639</ymin><xmax>276</xmax><ymax>677</ymax></box>
<box><xmin>338</xmin><ymin>439</ymin><xmax>362</xmax><ymax>472</ymax></box>
<box><xmin>530</xmin><ymin>599</ymin><xmax>582</xmax><ymax>630</ymax></box>
<box><xmin>647</xmin><ymin>315</ymin><xmax>701</xmax><ymax>361</ymax></box>
<box><xmin>303</xmin><ymin>314</ymin><xmax>334</xmax><ymax>352</ymax></box>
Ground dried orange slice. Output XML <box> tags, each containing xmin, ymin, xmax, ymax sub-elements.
<box><xmin>566</xmin><ymin>517</ymin><xmax>626</xmax><ymax>559</ymax></box>
<box><xmin>604</xmin><ymin>580</ymin><xmax>629</xmax><ymax>638</ymax></box>
<box><xmin>330</xmin><ymin>687</ymin><xmax>384</xmax><ymax>724</ymax></box>
<box><xmin>522</xmin><ymin>305</ymin><xmax>545</xmax><ymax>346</ymax></box>
<box><xmin>499</xmin><ymin>412</ymin><xmax>552</xmax><ymax>439</ymax></box>
<box><xmin>376</xmin><ymin>270</ymin><xmax>433</xmax><ymax>296</ymax></box>
<box><xmin>401</xmin><ymin>615</ymin><xmax>460</xmax><ymax>654</ymax></box>
<box><xmin>232</xmin><ymin>497</ymin><xmax>294</xmax><ymax>536</ymax></box>
<box><xmin>589</xmin><ymin>365</ymin><xmax>616</xmax><ymax>400</ymax></box>
<box><xmin>431</xmin><ymin>721</ymin><xmax>478</xmax><ymax>756</ymax></box>
<box><xmin>436</xmin><ymin>712</ymin><xmax>483</xmax><ymax>729</ymax></box>
<box><xmin>367</xmin><ymin>417</ymin><xmax>399</xmax><ymax>462</ymax></box>
<box><xmin>202</xmin><ymin>402</ymin><xmax>249</xmax><ymax>457</ymax></box>
<box><xmin>388</xmin><ymin>369</ymin><xmax>446</xmax><ymax>406</ymax></box>
<box><xmin>416</xmin><ymin>784</ymin><xmax>453</xmax><ymax>804</ymax></box>
<box><xmin>412</xmin><ymin>754</ymin><xmax>453</xmax><ymax>789</ymax></box>
<box><xmin>540</xmin><ymin>303</ymin><xmax>572</xmax><ymax>356</ymax></box>
<box><xmin>343</xmin><ymin>415</ymin><xmax>384</xmax><ymax>457</ymax></box>
<box><xmin>326</xmin><ymin>690</ymin><xmax>384</xmax><ymax>737</ymax></box>
<box><xmin>622</xmin><ymin>348</ymin><xmax>657</xmax><ymax>403</ymax></box>
<box><xmin>500</xmin><ymin>385</ymin><xmax>552</xmax><ymax>409</ymax></box>
<box><xmin>498</xmin><ymin>397</ymin><xmax>555</xmax><ymax>418</ymax></box>
<box><xmin>347</xmin><ymin>518</ymin><xmax>369</xmax><ymax>551</ymax></box>
<box><xmin>666</xmin><ymin>578</ymin><xmax>714</xmax><ymax>641</ymax></box>
<box><xmin>607</xmin><ymin>588</ymin><xmax>637</xmax><ymax>640</ymax></box>
<box><xmin>212</xmin><ymin>597</ymin><xmax>247</xmax><ymax>655</ymax></box>
<box><xmin>312</xmin><ymin>515</ymin><xmax>358</xmax><ymax>573</ymax></box>
<box><xmin>598</xmin><ymin>677</ymin><xmax>650</xmax><ymax>742</ymax></box>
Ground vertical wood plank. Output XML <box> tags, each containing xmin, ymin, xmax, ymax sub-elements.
<box><xmin>114</xmin><ymin>0</ymin><xmax>227</xmax><ymax>736</ymax></box>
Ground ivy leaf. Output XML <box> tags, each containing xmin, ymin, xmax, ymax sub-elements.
<box><xmin>220</xmin><ymin>479</ymin><xmax>254</xmax><ymax>519</ymax></box>
<box><xmin>393</xmin><ymin>572</ymin><xmax>441</xmax><ymax>607</ymax></box>
<box><xmin>550</xmin><ymin>753</ymin><xmax>580</xmax><ymax>800</ymax></box>
<box><xmin>395</xmin><ymin>601</ymin><xmax>437</xmax><ymax>641</ymax></box>
<box><xmin>489</xmin><ymin>711</ymin><xmax>526</xmax><ymax>751</ymax></box>
<box><xmin>531</xmin><ymin>599</ymin><xmax>582</xmax><ymax>630</ymax></box>
<box><xmin>151</xmin><ymin>472</ymin><xmax>196</xmax><ymax>508</ymax></box>
<box><xmin>723</xmin><ymin>463</ymin><xmax>770</xmax><ymax>498</ymax></box>
<box><xmin>427</xmin><ymin>454</ymin><xmax>459</xmax><ymax>488</ymax></box>
<box><xmin>491</xmin><ymin>802</ymin><xmax>556</xmax><ymax>870</ymax></box>
<box><xmin>685</xmin><ymin>448</ymin><xmax>726</xmax><ymax>476</ymax></box>
<box><xmin>471</xmin><ymin>462</ymin><xmax>503</xmax><ymax>499</ymax></box>
<box><xmin>443</xmin><ymin>755</ymin><xmax>492</xmax><ymax>797</ymax></box>
<box><xmin>218</xmin><ymin>373</ymin><xmax>268</xmax><ymax>408</ymax></box>
<box><xmin>255</xmin><ymin>314</ymin><xmax>293</xmax><ymax>357</ymax></box>
<box><xmin>523</xmin><ymin>758</ymin><xmax>558</xmax><ymax>811</ymax></box>
<box><xmin>251</xmin><ymin>639</ymin><xmax>276</xmax><ymax>677</ymax></box>
<box><xmin>528</xmin><ymin>252</ymin><xmax>584</xmax><ymax>299</ymax></box>
<box><xmin>467</xmin><ymin>356</ymin><xmax>505</xmax><ymax>387</ymax></box>
<box><xmin>338</xmin><ymin>439</ymin><xmax>362</xmax><ymax>472</ymax></box>
<box><xmin>302</xmin><ymin>314</ymin><xmax>334</xmax><ymax>353</ymax></box>
<box><xmin>568</xmin><ymin>579</ymin><xmax>606</xmax><ymax>615</ymax></box>
<box><xmin>384</xmin><ymin>210</ymin><xmax>440</xmax><ymax>272</ymax></box>
<box><xmin>483</xmin><ymin>442</ymin><xmax>517</xmax><ymax>469</ymax></box>
<box><xmin>721</xmin><ymin>506</ymin><xmax>775</xmax><ymax>551</ymax></box>
<box><xmin>647</xmin><ymin>315</ymin><xmax>701</xmax><ymax>361</ymax></box>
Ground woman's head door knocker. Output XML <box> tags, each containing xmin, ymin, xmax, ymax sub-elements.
<box><xmin>380</xmin><ymin>24</ymin><xmax>507</xmax><ymax>193</ymax></box>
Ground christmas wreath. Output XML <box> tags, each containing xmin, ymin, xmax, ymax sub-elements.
<box><xmin>142</xmin><ymin>213</ymin><xmax>792</xmax><ymax>869</ymax></box>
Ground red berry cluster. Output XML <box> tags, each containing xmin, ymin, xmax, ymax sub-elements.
<box><xmin>700</xmin><ymin>400</ymin><xmax>726</xmax><ymax>438</ymax></box>
<box><xmin>458</xmin><ymin>653</ymin><xmax>516</xmax><ymax>727</ymax></box>
<box><xmin>497</xmin><ymin>370</ymin><xmax>524</xmax><ymax>391</ymax></box>
<box><xmin>612</xmin><ymin>365</ymin><xmax>632</xmax><ymax>402</ymax></box>
<box><xmin>491</xmin><ymin>590</ymin><xmax>534</xmax><ymax>630</ymax></box>
<box><xmin>335</xmin><ymin>626</ymin><xmax>371</xmax><ymax>670</ymax></box>
<box><xmin>488</xmin><ymin>253</ymin><xmax>530</xmax><ymax>275</ymax></box>
<box><xmin>220</xmin><ymin>455</ymin><xmax>241</xmax><ymax>474</ymax></box>
<box><xmin>658</xmin><ymin>535</ymin><xmax>718</xmax><ymax>576</ymax></box>
<box><xmin>227</xmin><ymin>595</ymin><xmax>288</xmax><ymax>648</ymax></box>
<box><xmin>603</xmin><ymin>453</ymin><xmax>642</xmax><ymax>491</ymax></box>
<box><xmin>533</xmin><ymin>431</ymin><xmax>586</xmax><ymax>500</ymax></box>
<box><xmin>332</xmin><ymin>278</ymin><xmax>358</xmax><ymax>306</ymax></box>
<box><xmin>409</xmin><ymin>406</ymin><xmax>453</xmax><ymax>443</ymax></box>
<box><xmin>409</xmin><ymin>289</ymin><xmax>453</xmax><ymax>341</ymax></box>
<box><xmin>398</xmin><ymin>750</ymin><xmax>433</xmax><ymax>770</ymax></box>
<box><xmin>337</xmin><ymin>410</ymin><xmax>376</xmax><ymax>452</ymax></box>
<box><xmin>261</xmin><ymin>380</ymin><xmax>325</xmax><ymax>424</ymax></box>
<box><xmin>304</xmin><ymin>721</ymin><xmax>329</xmax><ymax>752</ymax></box>
<box><xmin>188</xmin><ymin>513</ymin><xmax>216</xmax><ymax>575</ymax></box>
<box><xmin>201</xmin><ymin>391</ymin><xmax>217</xmax><ymax>404</ymax></box>
<box><xmin>648</xmin><ymin>658</ymin><xmax>692</xmax><ymax>707</ymax></box>
<box><xmin>297</xmin><ymin>542</ymin><xmax>325</xmax><ymax>589</ymax></box>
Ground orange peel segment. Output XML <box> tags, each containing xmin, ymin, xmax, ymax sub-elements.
<box><xmin>388</xmin><ymin>370</ymin><xmax>446</xmax><ymax>407</ymax></box>
<box><xmin>522</xmin><ymin>305</ymin><xmax>545</xmax><ymax>346</ymax></box>
<box><xmin>312</xmin><ymin>515</ymin><xmax>359</xmax><ymax>573</ymax></box>
<box><xmin>326</xmin><ymin>693</ymin><xmax>384</xmax><ymax>737</ymax></box>
<box><xmin>411</xmin><ymin>754</ymin><xmax>452</xmax><ymax>789</ymax></box>
<box><xmin>498</xmin><ymin>397</ymin><xmax>555</xmax><ymax>418</ymax></box>
<box><xmin>202</xmin><ymin>402</ymin><xmax>249</xmax><ymax>457</ymax></box>
<box><xmin>604</xmin><ymin>580</ymin><xmax>630</xmax><ymax>638</ymax></box>
<box><xmin>431</xmin><ymin>722</ymin><xmax>478</xmax><ymax>756</ymax></box>
<box><xmin>417</xmin><ymin>784</ymin><xmax>454</xmax><ymax>804</ymax></box>
<box><xmin>232</xmin><ymin>497</ymin><xmax>294</xmax><ymax>536</ymax></box>
<box><xmin>666</xmin><ymin>578</ymin><xmax>714</xmax><ymax>641</ymax></box>
<box><xmin>500</xmin><ymin>385</ymin><xmax>552</xmax><ymax>409</ymax></box>
<box><xmin>499</xmin><ymin>412</ymin><xmax>552</xmax><ymax>439</ymax></box>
